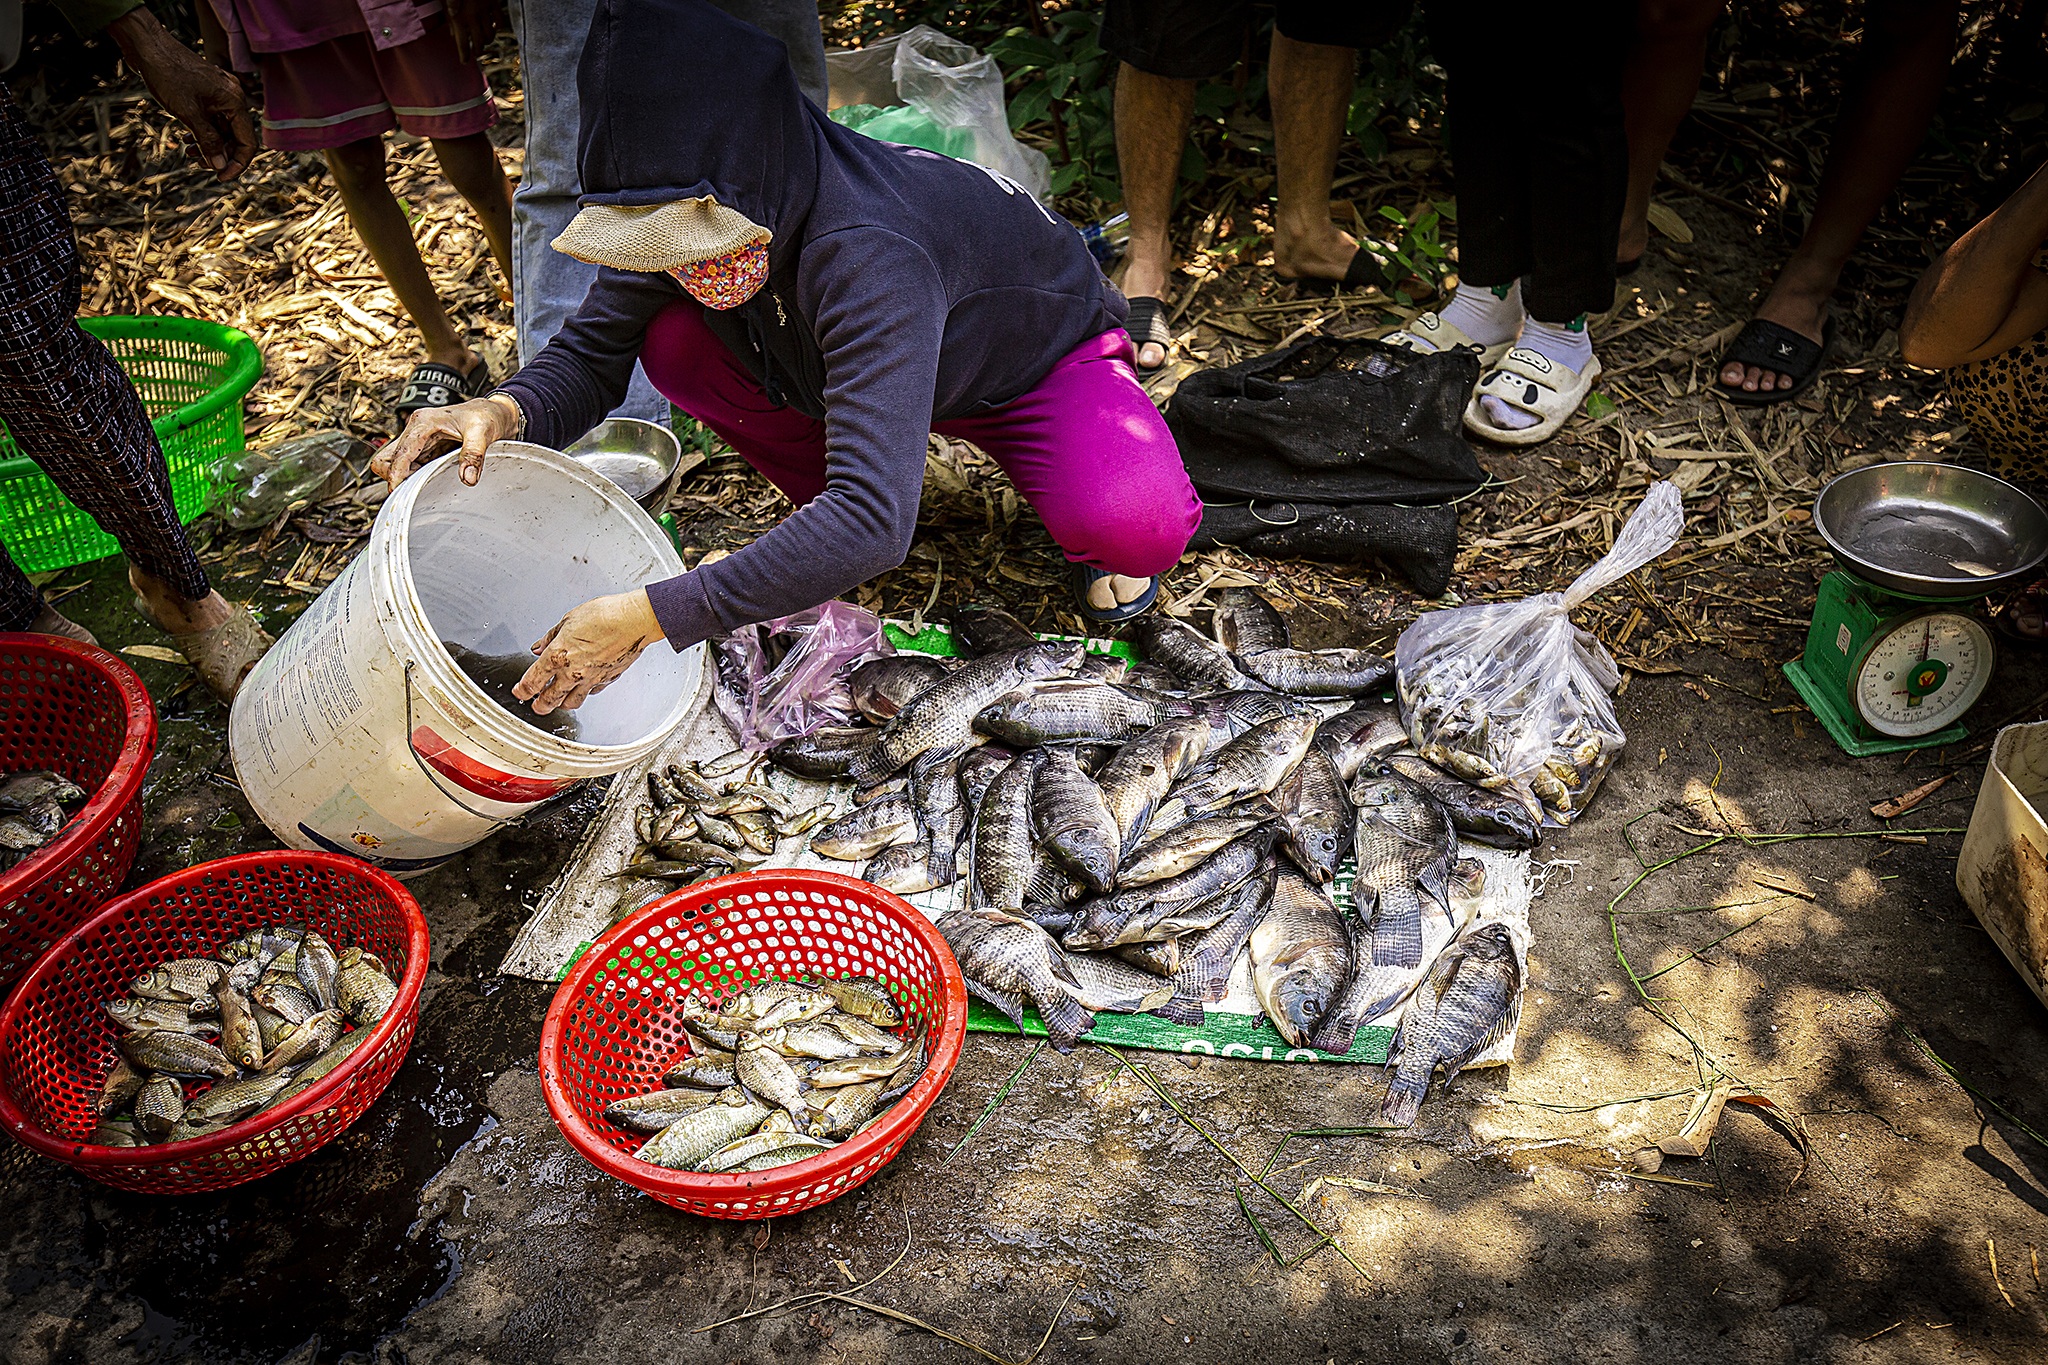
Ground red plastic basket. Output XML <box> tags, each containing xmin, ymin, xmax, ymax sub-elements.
<box><xmin>0</xmin><ymin>852</ymin><xmax>429</xmax><ymax>1194</ymax></box>
<box><xmin>0</xmin><ymin>634</ymin><xmax>156</xmax><ymax>1000</ymax></box>
<box><xmin>541</xmin><ymin>869</ymin><xmax>967</xmax><ymax>1219</ymax></box>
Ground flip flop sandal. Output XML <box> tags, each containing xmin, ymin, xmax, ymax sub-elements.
<box><xmin>1462</xmin><ymin>348</ymin><xmax>1604</xmax><ymax>447</ymax></box>
<box><xmin>135</xmin><ymin>597</ymin><xmax>274</xmax><ymax>702</ymax></box>
<box><xmin>395</xmin><ymin>359</ymin><xmax>490</xmax><ymax>427</ymax></box>
<box><xmin>1380</xmin><ymin>311</ymin><xmax>1514</xmax><ymax>373</ymax></box>
<box><xmin>1071</xmin><ymin>566</ymin><xmax>1158</xmax><ymax>624</ymax></box>
<box><xmin>1714</xmin><ymin>315</ymin><xmax>1835</xmax><ymax>407</ymax></box>
<box><xmin>1276</xmin><ymin>247</ymin><xmax>1379</xmax><ymax>296</ymax></box>
<box><xmin>1125</xmin><ymin>296</ymin><xmax>1173</xmax><ymax>375</ymax></box>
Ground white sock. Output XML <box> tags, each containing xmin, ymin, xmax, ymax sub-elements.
<box><xmin>1435</xmin><ymin>281</ymin><xmax>1523</xmax><ymax>349</ymax></box>
<box><xmin>1480</xmin><ymin>314</ymin><xmax>1595</xmax><ymax>431</ymax></box>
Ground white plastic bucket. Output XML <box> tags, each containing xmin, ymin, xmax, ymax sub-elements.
<box><xmin>229</xmin><ymin>442</ymin><xmax>704</xmax><ymax>876</ymax></box>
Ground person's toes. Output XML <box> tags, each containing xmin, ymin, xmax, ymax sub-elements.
<box><xmin>1138</xmin><ymin>342</ymin><xmax>1165</xmax><ymax>370</ymax></box>
<box><xmin>1719</xmin><ymin>361</ymin><xmax>1748</xmax><ymax>390</ymax></box>
<box><xmin>1086</xmin><ymin>576</ymin><xmax>1117</xmax><ymax>611</ymax></box>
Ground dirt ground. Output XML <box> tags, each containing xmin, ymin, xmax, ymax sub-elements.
<box><xmin>4</xmin><ymin>5</ymin><xmax>2048</xmax><ymax>1362</ymax></box>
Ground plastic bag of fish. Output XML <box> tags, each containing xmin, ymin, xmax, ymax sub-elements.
<box><xmin>607</xmin><ymin>976</ymin><xmax>929</xmax><ymax>1173</ymax></box>
<box><xmin>1393</xmin><ymin>481</ymin><xmax>1683</xmax><ymax>825</ymax></box>
<box><xmin>89</xmin><ymin>925</ymin><xmax>401</xmax><ymax>1147</ymax></box>
<box><xmin>0</xmin><ymin>769</ymin><xmax>88</xmax><ymax>871</ymax></box>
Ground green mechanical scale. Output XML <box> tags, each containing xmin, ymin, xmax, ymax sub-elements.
<box><xmin>1782</xmin><ymin>570</ymin><xmax>1996</xmax><ymax>757</ymax></box>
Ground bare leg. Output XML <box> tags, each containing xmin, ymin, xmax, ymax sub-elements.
<box><xmin>1618</xmin><ymin>0</ymin><xmax>1726</xmax><ymax>265</ymax></box>
<box><xmin>1721</xmin><ymin>0</ymin><xmax>1957</xmax><ymax>394</ymax></box>
<box><xmin>1113</xmin><ymin>63</ymin><xmax>1196</xmax><ymax>369</ymax></box>
<box><xmin>1269</xmin><ymin>31</ymin><xmax>1358</xmax><ymax>282</ymax></box>
<box><xmin>429</xmin><ymin>132</ymin><xmax>516</xmax><ymax>298</ymax></box>
<box><xmin>130</xmin><ymin>564</ymin><xmax>229</xmax><ymax>633</ymax></box>
<box><xmin>324</xmin><ymin>136</ymin><xmax>478</xmax><ymax>375</ymax></box>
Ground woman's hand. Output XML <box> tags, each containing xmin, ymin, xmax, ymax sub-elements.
<box><xmin>515</xmin><ymin>590</ymin><xmax>666</xmax><ymax>714</ymax></box>
<box><xmin>372</xmin><ymin>394</ymin><xmax>522</xmax><ymax>490</ymax></box>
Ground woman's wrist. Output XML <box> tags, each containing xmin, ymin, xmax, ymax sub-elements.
<box><xmin>486</xmin><ymin>391</ymin><xmax>526</xmax><ymax>439</ymax></box>
<box><xmin>628</xmin><ymin>588</ymin><xmax>665</xmax><ymax>643</ymax></box>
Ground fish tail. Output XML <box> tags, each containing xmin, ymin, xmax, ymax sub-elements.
<box><xmin>1151</xmin><ymin>978</ymin><xmax>1206</xmax><ymax>1029</ymax></box>
<box><xmin>1378</xmin><ymin>1070</ymin><xmax>1426</xmax><ymax>1127</ymax></box>
<box><xmin>1308</xmin><ymin>1015</ymin><xmax>1359</xmax><ymax>1057</ymax></box>
<box><xmin>1036</xmin><ymin>990</ymin><xmax>1095</xmax><ymax>1053</ymax></box>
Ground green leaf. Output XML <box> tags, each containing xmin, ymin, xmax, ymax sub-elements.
<box><xmin>1584</xmin><ymin>392</ymin><xmax>1618</xmax><ymax>421</ymax></box>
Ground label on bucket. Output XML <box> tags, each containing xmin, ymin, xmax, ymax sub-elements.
<box><xmin>237</xmin><ymin>565</ymin><xmax>371</xmax><ymax>783</ymax></box>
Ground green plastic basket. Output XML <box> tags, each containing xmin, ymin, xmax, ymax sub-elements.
<box><xmin>0</xmin><ymin>316</ymin><xmax>262</xmax><ymax>573</ymax></box>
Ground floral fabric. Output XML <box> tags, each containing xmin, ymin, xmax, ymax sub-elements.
<box><xmin>668</xmin><ymin>237</ymin><xmax>769</xmax><ymax>310</ymax></box>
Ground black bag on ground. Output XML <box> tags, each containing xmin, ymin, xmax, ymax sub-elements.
<box><xmin>1191</xmin><ymin>500</ymin><xmax>1462</xmax><ymax>599</ymax></box>
<box><xmin>1166</xmin><ymin>337</ymin><xmax>1487</xmax><ymax>505</ymax></box>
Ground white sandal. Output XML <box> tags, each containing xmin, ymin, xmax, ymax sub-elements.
<box><xmin>1462</xmin><ymin>347</ymin><xmax>1603</xmax><ymax>446</ymax></box>
<box><xmin>1381</xmin><ymin>311</ymin><xmax>1514</xmax><ymax>371</ymax></box>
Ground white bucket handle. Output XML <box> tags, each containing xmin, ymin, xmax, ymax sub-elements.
<box><xmin>403</xmin><ymin>659</ymin><xmax>588</xmax><ymax>823</ymax></box>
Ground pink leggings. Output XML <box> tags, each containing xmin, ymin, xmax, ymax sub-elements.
<box><xmin>640</xmin><ymin>299</ymin><xmax>1201</xmax><ymax>577</ymax></box>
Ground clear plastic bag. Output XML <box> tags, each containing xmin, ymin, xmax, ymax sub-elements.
<box><xmin>824</xmin><ymin>26</ymin><xmax>1052</xmax><ymax>203</ymax></box>
<box><xmin>1394</xmin><ymin>481</ymin><xmax>1685</xmax><ymax>825</ymax></box>
<box><xmin>711</xmin><ymin>601</ymin><xmax>890</xmax><ymax>751</ymax></box>
<box><xmin>211</xmin><ymin>430</ymin><xmax>363</xmax><ymax>530</ymax></box>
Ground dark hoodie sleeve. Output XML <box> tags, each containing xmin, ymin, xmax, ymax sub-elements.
<box><xmin>642</xmin><ymin>228</ymin><xmax>945</xmax><ymax>648</ymax></box>
<box><xmin>494</xmin><ymin>267</ymin><xmax>679</xmax><ymax>448</ymax></box>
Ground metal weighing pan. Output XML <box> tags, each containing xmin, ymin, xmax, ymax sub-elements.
<box><xmin>1813</xmin><ymin>461</ymin><xmax>2048</xmax><ymax>599</ymax></box>
<box><xmin>564</xmin><ymin>418</ymin><xmax>686</xmax><ymax>518</ymax></box>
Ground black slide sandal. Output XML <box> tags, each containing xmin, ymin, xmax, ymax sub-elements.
<box><xmin>1125</xmin><ymin>295</ymin><xmax>1173</xmax><ymax>374</ymax></box>
<box><xmin>1714</xmin><ymin>315</ymin><xmax>1835</xmax><ymax>407</ymax></box>
<box><xmin>395</xmin><ymin>359</ymin><xmax>490</xmax><ymax>427</ymax></box>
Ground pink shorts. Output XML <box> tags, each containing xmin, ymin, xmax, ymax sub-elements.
<box><xmin>256</xmin><ymin>20</ymin><xmax>496</xmax><ymax>151</ymax></box>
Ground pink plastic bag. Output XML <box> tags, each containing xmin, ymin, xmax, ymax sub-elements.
<box><xmin>711</xmin><ymin>601</ymin><xmax>890</xmax><ymax>751</ymax></box>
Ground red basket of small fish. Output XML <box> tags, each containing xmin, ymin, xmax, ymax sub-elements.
<box><xmin>540</xmin><ymin>869</ymin><xmax>967</xmax><ymax>1219</ymax></box>
<box><xmin>0</xmin><ymin>634</ymin><xmax>157</xmax><ymax>1000</ymax></box>
<box><xmin>0</xmin><ymin>851</ymin><xmax>428</xmax><ymax>1194</ymax></box>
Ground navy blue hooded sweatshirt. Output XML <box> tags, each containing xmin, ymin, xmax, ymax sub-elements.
<box><xmin>495</xmin><ymin>0</ymin><xmax>1127</xmax><ymax>650</ymax></box>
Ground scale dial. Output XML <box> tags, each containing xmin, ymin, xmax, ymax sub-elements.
<box><xmin>1850</xmin><ymin>609</ymin><xmax>1995</xmax><ymax>737</ymax></box>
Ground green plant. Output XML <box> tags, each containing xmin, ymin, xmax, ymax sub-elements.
<box><xmin>1361</xmin><ymin>200</ymin><xmax>1454</xmax><ymax>303</ymax></box>
<box><xmin>988</xmin><ymin>13</ymin><xmax>1120</xmax><ymax>202</ymax></box>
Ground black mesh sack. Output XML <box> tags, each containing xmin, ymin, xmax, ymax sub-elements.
<box><xmin>1166</xmin><ymin>338</ymin><xmax>1488</xmax><ymax>504</ymax></box>
<box><xmin>1191</xmin><ymin>499</ymin><xmax>1461</xmax><ymax>598</ymax></box>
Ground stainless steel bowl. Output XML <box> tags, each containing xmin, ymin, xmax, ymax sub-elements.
<box><xmin>563</xmin><ymin>418</ymin><xmax>686</xmax><ymax>516</ymax></box>
<box><xmin>1813</xmin><ymin>461</ymin><xmax>2048</xmax><ymax>599</ymax></box>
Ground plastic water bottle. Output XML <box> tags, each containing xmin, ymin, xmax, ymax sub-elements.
<box><xmin>1078</xmin><ymin>211</ymin><xmax>1130</xmax><ymax>267</ymax></box>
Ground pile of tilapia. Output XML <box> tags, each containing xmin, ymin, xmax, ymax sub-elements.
<box><xmin>618</xmin><ymin>749</ymin><xmax>836</xmax><ymax>886</ymax></box>
<box><xmin>89</xmin><ymin>926</ymin><xmax>399</xmax><ymax>1147</ymax></box>
<box><xmin>0</xmin><ymin>769</ymin><xmax>88</xmax><ymax>871</ymax></box>
<box><xmin>613</xmin><ymin>976</ymin><xmax>928</xmax><ymax>1173</ymax></box>
<box><xmin>762</xmin><ymin>593</ymin><xmax>1534</xmax><ymax>1126</ymax></box>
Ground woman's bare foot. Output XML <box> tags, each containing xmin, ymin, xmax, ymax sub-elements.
<box><xmin>1721</xmin><ymin>259</ymin><xmax>1834</xmax><ymax>395</ymax></box>
<box><xmin>28</xmin><ymin>604</ymin><xmax>97</xmax><ymax>645</ymax></box>
<box><xmin>130</xmin><ymin>565</ymin><xmax>231</xmax><ymax>635</ymax></box>
<box><xmin>1085</xmin><ymin>574</ymin><xmax>1153</xmax><ymax>612</ymax></box>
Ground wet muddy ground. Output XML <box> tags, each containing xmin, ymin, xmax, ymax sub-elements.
<box><xmin>3</xmin><ymin>553</ymin><xmax>2046</xmax><ymax>1365</ymax></box>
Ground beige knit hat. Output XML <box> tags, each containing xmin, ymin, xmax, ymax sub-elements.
<box><xmin>552</xmin><ymin>197</ymin><xmax>769</xmax><ymax>272</ymax></box>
